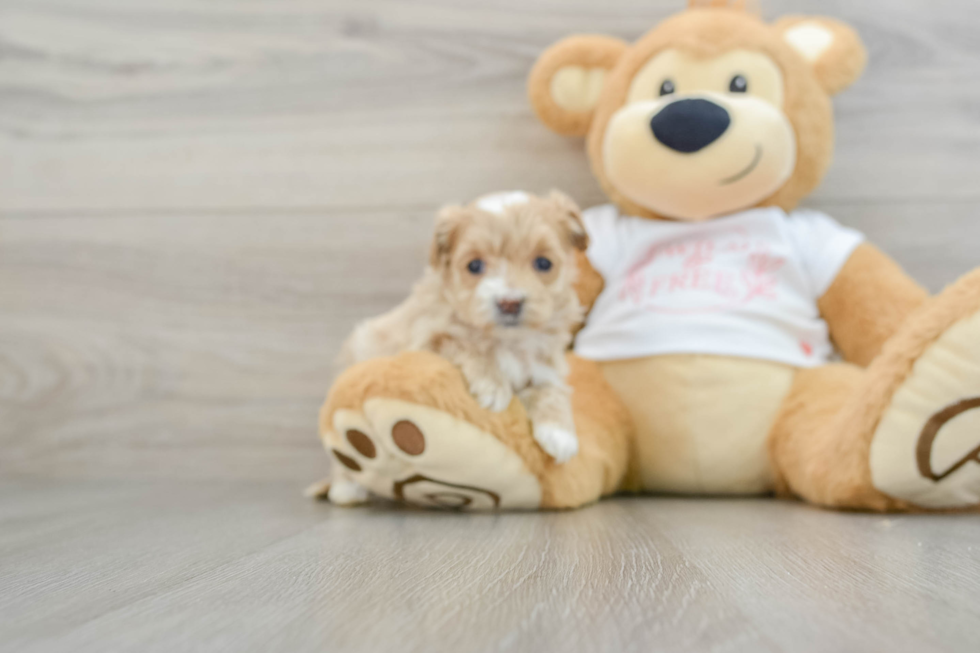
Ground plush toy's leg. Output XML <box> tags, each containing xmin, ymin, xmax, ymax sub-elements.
<box><xmin>768</xmin><ymin>363</ymin><xmax>888</xmax><ymax>509</ymax></box>
<box><xmin>770</xmin><ymin>269</ymin><xmax>980</xmax><ymax>512</ymax></box>
<box><xmin>318</xmin><ymin>351</ymin><xmax>632</xmax><ymax>511</ymax></box>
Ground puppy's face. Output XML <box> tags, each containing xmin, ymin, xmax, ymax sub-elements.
<box><xmin>430</xmin><ymin>191</ymin><xmax>588</xmax><ymax>331</ymax></box>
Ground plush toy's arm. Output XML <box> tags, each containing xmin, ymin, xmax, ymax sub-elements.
<box><xmin>818</xmin><ymin>243</ymin><xmax>929</xmax><ymax>366</ymax></box>
<box><xmin>574</xmin><ymin>250</ymin><xmax>605</xmax><ymax>317</ymax></box>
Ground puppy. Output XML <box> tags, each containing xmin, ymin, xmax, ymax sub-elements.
<box><xmin>341</xmin><ymin>190</ymin><xmax>588</xmax><ymax>470</ymax></box>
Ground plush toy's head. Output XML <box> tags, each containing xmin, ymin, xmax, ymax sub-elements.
<box><xmin>529</xmin><ymin>0</ymin><xmax>867</xmax><ymax>222</ymax></box>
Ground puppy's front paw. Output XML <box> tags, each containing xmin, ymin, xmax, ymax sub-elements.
<box><xmin>327</xmin><ymin>479</ymin><xmax>370</xmax><ymax>506</ymax></box>
<box><xmin>533</xmin><ymin>422</ymin><xmax>579</xmax><ymax>464</ymax></box>
<box><xmin>470</xmin><ymin>378</ymin><xmax>513</xmax><ymax>413</ymax></box>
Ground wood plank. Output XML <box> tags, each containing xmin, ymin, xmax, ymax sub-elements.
<box><xmin>653</xmin><ymin>499</ymin><xmax>980</xmax><ymax>653</ymax></box>
<box><xmin>2</xmin><ymin>482</ymin><xmax>978</xmax><ymax>653</ymax></box>
<box><xmin>0</xmin><ymin>481</ymin><xmax>772</xmax><ymax>653</ymax></box>
<box><xmin>0</xmin><ymin>478</ymin><xmax>327</xmax><ymax>650</ymax></box>
<box><xmin>0</xmin><ymin>210</ymin><xmax>434</xmax><ymax>479</ymax></box>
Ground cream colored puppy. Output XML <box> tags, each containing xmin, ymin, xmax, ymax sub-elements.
<box><xmin>341</xmin><ymin>190</ymin><xmax>588</xmax><ymax>474</ymax></box>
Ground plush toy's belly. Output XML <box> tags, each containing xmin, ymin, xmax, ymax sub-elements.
<box><xmin>600</xmin><ymin>354</ymin><xmax>796</xmax><ymax>495</ymax></box>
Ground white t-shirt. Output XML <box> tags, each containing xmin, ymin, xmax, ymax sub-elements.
<box><xmin>575</xmin><ymin>205</ymin><xmax>865</xmax><ymax>368</ymax></box>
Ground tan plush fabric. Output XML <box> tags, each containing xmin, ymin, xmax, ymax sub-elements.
<box><xmin>601</xmin><ymin>355</ymin><xmax>794</xmax><ymax>495</ymax></box>
<box><xmin>818</xmin><ymin>244</ymin><xmax>929</xmax><ymax>367</ymax></box>
<box><xmin>767</xmin><ymin>362</ymin><xmax>890</xmax><ymax>509</ymax></box>
<box><xmin>542</xmin><ymin>355</ymin><xmax>634</xmax><ymax>508</ymax></box>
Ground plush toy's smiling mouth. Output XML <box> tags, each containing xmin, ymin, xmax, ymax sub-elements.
<box><xmin>720</xmin><ymin>144</ymin><xmax>763</xmax><ymax>185</ymax></box>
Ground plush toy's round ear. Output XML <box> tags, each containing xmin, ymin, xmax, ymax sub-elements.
<box><xmin>528</xmin><ymin>35</ymin><xmax>629</xmax><ymax>137</ymax></box>
<box><xmin>774</xmin><ymin>16</ymin><xmax>868</xmax><ymax>96</ymax></box>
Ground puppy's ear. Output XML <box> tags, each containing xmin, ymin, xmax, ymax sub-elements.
<box><xmin>528</xmin><ymin>35</ymin><xmax>629</xmax><ymax>137</ymax></box>
<box><xmin>548</xmin><ymin>191</ymin><xmax>589</xmax><ymax>252</ymax></box>
<box><xmin>774</xmin><ymin>16</ymin><xmax>867</xmax><ymax>95</ymax></box>
<box><xmin>429</xmin><ymin>205</ymin><xmax>466</xmax><ymax>268</ymax></box>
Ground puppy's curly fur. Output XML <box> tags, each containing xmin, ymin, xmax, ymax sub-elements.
<box><xmin>341</xmin><ymin>190</ymin><xmax>589</xmax><ymax>464</ymax></box>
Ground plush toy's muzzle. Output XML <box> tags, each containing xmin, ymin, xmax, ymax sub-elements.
<box><xmin>603</xmin><ymin>91</ymin><xmax>796</xmax><ymax>221</ymax></box>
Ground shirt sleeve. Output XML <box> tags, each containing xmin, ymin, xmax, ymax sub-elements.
<box><xmin>785</xmin><ymin>210</ymin><xmax>866</xmax><ymax>299</ymax></box>
<box><xmin>580</xmin><ymin>204</ymin><xmax>623</xmax><ymax>280</ymax></box>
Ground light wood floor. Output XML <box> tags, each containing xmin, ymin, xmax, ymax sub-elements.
<box><xmin>1</xmin><ymin>1</ymin><xmax>979</xmax><ymax>651</ymax></box>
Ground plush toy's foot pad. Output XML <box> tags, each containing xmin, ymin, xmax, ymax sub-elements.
<box><xmin>870</xmin><ymin>307</ymin><xmax>980</xmax><ymax>509</ymax></box>
<box><xmin>322</xmin><ymin>398</ymin><xmax>542</xmax><ymax>511</ymax></box>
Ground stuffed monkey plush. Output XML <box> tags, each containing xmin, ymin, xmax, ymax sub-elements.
<box><xmin>319</xmin><ymin>0</ymin><xmax>980</xmax><ymax>512</ymax></box>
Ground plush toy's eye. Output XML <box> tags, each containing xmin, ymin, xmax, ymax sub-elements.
<box><xmin>533</xmin><ymin>257</ymin><xmax>553</xmax><ymax>272</ymax></box>
<box><xmin>659</xmin><ymin>80</ymin><xmax>676</xmax><ymax>97</ymax></box>
<box><xmin>729</xmin><ymin>75</ymin><xmax>749</xmax><ymax>93</ymax></box>
<box><xmin>467</xmin><ymin>259</ymin><xmax>485</xmax><ymax>275</ymax></box>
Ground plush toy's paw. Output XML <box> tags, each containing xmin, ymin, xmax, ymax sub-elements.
<box><xmin>321</xmin><ymin>398</ymin><xmax>542</xmax><ymax>511</ymax></box>
<box><xmin>326</xmin><ymin>479</ymin><xmax>370</xmax><ymax>506</ymax></box>
<box><xmin>870</xmin><ymin>286</ymin><xmax>980</xmax><ymax>509</ymax></box>
<box><xmin>469</xmin><ymin>378</ymin><xmax>514</xmax><ymax>413</ymax></box>
<box><xmin>533</xmin><ymin>422</ymin><xmax>579</xmax><ymax>464</ymax></box>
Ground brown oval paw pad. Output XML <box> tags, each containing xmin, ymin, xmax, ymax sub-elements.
<box><xmin>346</xmin><ymin>429</ymin><xmax>376</xmax><ymax>459</ymax></box>
<box><xmin>392</xmin><ymin>420</ymin><xmax>425</xmax><ymax>456</ymax></box>
<box><xmin>332</xmin><ymin>449</ymin><xmax>362</xmax><ymax>472</ymax></box>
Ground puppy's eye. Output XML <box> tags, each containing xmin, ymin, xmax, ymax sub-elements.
<box><xmin>533</xmin><ymin>257</ymin><xmax>553</xmax><ymax>272</ymax></box>
<box><xmin>659</xmin><ymin>80</ymin><xmax>676</xmax><ymax>97</ymax></box>
<box><xmin>729</xmin><ymin>75</ymin><xmax>748</xmax><ymax>93</ymax></box>
<box><xmin>466</xmin><ymin>259</ymin><xmax>485</xmax><ymax>275</ymax></box>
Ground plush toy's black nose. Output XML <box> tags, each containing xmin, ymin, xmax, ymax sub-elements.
<box><xmin>650</xmin><ymin>98</ymin><xmax>731</xmax><ymax>153</ymax></box>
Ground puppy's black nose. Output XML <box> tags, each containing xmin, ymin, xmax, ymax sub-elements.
<box><xmin>650</xmin><ymin>98</ymin><xmax>731</xmax><ymax>153</ymax></box>
<box><xmin>497</xmin><ymin>299</ymin><xmax>524</xmax><ymax>316</ymax></box>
